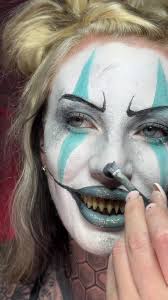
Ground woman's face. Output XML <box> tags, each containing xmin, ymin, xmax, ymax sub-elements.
<box><xmin>43</xmin><ymin>40</ymin><xmax>168</xmax><ymax>255</ymax></box>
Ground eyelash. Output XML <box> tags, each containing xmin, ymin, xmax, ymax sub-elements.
<box><xmin>64</xmin><ymin>112</ymin><xmax>168</xmax><ymax>145</ymax></box>
<box><xmin>136</xmin><ymin>122</ymin><xmax>168</xmax><ymax>144</ymax></box>
<box><xmin>66</xmin><ymin>112</ymin><xmax>96</xmax><ymax>130</ymax></box>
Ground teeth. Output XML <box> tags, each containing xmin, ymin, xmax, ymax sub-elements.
<box><xmin>93</xmin><ymin>198</ymin><xmax>98</xmax><ymax>210</ymax></box>
<box><xmin>120</xmin><ymin>203</ymin><xmax>125</xmax><ymax>213</ymax></box>
<box><xmin>84</xmin><ymin>196</ymin><xmax>87</xmax><ymax>204</ymax></box>
<box><xmin>82</xmin><ymin>196</ymin><xmax>125</xmax><ymax>214</ymax></box>
<box><xmin>99</xmin><ymin>199</ymin><xmax>105</xmax><ymax>212</ymax></box>
<box><xmin>87</xmin><ymin>197</ymin><xmax>92</xmax><ymax>208</ymax></box>
<box><xmin>114</xmin><ymin>201</ymin><xmax>119</xmax><ymax>214</ymax></box>
<box><xmin>107</xmin><ymin>201</ymin><xmax>113</xmax><ymax>214</ymax></box>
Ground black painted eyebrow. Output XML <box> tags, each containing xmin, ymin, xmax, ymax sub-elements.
<box><xmin>127</xmin><ymin>97</ymin><xmax>168</xmax><ymax>118</ymax></box>
<box><xmin>58</xmin><ymin>93</ymin><xmax>106</xmax><ymax>113</ymax></box>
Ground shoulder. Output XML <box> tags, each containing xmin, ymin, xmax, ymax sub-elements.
<box><xmin>0</xmin><ymin>281</ymin><xmax>33</xmax><ymax>300</ymax></box>
<box><xmin>0</xmin><ymin>265</ymin><xmax>63</xmax><ymax>300</ymax></box>
<box><xmin>38</xmin><ymin>265</ymin><xmax>63</xmax><ymax>300</ymax></box>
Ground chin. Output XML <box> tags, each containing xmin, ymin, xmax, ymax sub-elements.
<box><xmin>48</xmin><ymin>178</ymin><xmax>125</xmax><ymax>256</ymax></box>
<box><xmin>71</xmin><ymin>213</ymin><xmax>124</xmax><ymax>256</ymax></box>
<box><xmin>61</xmin><ymin>192</ymin><xmax>124</xmax><ymax>256</ymax></box>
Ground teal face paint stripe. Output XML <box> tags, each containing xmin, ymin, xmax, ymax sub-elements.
<box><xmin>73</xmin><ymin>50</ymin><xmax>95</xmax><ymax>99</ymax></box>
<box><xmin>152</xmin><ymin>61</ymin><xmax>168</xmax><ymax>107</ymax></box>
<box><xmin>58</xmin><ymin>51</ymin><xmax>96</xmax><ymax>182</ymax></box>
<box><xmin>151</xmin><ymin>144</ymin><xmax>168</xmax><ymax>187</ymax></box>
<box><xmin>58</xmin><ymin>132</ymin><xmax>87</xmax><ymax>183</ymax></box>
<box><xmin>151</xmin><ymin>61</ymin><xmax>168</xmax><ymax>187</ymax></box>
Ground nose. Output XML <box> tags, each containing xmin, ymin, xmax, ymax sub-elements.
<box><xmin>89</xmin><ymin>139</ymin><xmax>132</xmax><ymax>187</ymax></box>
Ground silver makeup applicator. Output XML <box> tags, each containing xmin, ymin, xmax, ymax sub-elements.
<box><xmin>103</xmin><ymin>161</ymin><xmax>150</xmax><ymax>206</ymax></box>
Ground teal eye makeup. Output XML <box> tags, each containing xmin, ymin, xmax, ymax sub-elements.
<box><xmin>136</xmin><ymin>122</ymin><xmax>168</xmax><ymax>144</ymax></box>
<box><xmin>66</xmin><ymin>112</ymin><xmax>96</xmax><ymax>130</ymax></box>
<box><xmin>67</xmin><ymin>112</ymin><xmax>86</xmax><ymax>128</ymax></box>
<box><xmin>127</xmin><ymin>60</ymin><xmax>168</xmax><ymax>189</ymax></box>
<box><xmin>56</xmin><ymin>100</ymin><xmax>103</xmax><ymax>134</ymax></box>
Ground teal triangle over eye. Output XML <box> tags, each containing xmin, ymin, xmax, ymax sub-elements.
<box><xmin>58</xmin><ymin>132</ymin><xmax>87</xmax><ymax>183</ymax></box>
<box><xmin>73</xmin><ymin>50</ymin><xmax>96</xmax><ymax>99</ymax></box>
<box><xmin>153</xmin><ymin>60</ymin><xmax>168</xmax><ymax>107</ymax></box>
<box><xmin>58</xmin><ymin>50</ymin><xmax>96</xmax><ymax>183</ymax></box>
<box><xmin>151</xmin><ymin>61</ymin><xmax>168</xmax><ymax>188</ymax></box>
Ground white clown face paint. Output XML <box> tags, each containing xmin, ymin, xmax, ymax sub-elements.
<box><xmin>44</xmin><ymin>40</ymin><xmax>168</xmax><ymax>255</ymax></box>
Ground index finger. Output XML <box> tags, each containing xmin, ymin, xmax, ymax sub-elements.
<box><xmin>124</xmin><ymin>191</ymin><xmax>166</xmax><ymax>299</ymax></box>
<box><xmin>146</xmin><ymin>190</ymin><xmax>168</xmax><ymax>285</ymax></box>
<box><xmin>106</xmin><ymin>254</ymin><xmax>119</xmax><ymax>300</ymax></box>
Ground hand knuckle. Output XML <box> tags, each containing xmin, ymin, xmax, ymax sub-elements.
<box><xmin>127</xmin><ymin>232</ymin><xmax>149</xmax><ymax>252</ymax></box>
<box><xmin>154</xmin><ymin>230</ymin><xmax>168</xmax><ymax>246</ymax></box>
<box><xmin>112</xmin><ymin>240</ymin><xmax>124</xmax><ymax>257</ymax></box>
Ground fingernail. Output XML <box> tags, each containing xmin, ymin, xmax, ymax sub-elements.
<box><xmin>126</xmin><ymin>190</ymin><xmax>139</xmax><ymax>202</ymax></box>
<box><xmin>153</xmin><ymin>183</ymin><xmax>167</xmax><ymax>206</ymax></box>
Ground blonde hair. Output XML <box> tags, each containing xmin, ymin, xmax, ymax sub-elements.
<box><xmin>1</xmin><ymin>0</ymin><xmax>168</xmax><ymax>284</ymax></box>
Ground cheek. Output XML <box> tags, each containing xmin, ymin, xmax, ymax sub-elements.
<box><xmin>63</xmin><ymin>135</ymin><xmax>95</xmax><ymax>183</ymax></box>
<box><xmin>130</xmin><ymin>142</ymin><xmax>160</xmax><ymax>186</ymax></box>
<box><xmin>150</xmin><ymin>143</ymin><xmax>168</xmax><ymax>189</ymax></box>
<box><xmin>48</xmin><ymin>178</ymin><xmax>75</xmax><ymax>232</ymax></box>
<box><xmin>45</xmin><ymin>130</ymin><xmax>96</xmax><ymax>184</ymax></box>
<box><xmin>45</xmin><ymin>143</ymin><xmax>61</xmax><ymax>178</ymax></box>
<box><xmin>131</xmin><ymin>141</ymin><xmax>168</xmax><ymax>190</ymax></box>
<box><xmin>44</xmin><ymin>125</ymin><xmax>66</xmax><ymax>180</ymax></box>
<box><xmin>57</xmin><ymin>132</ymin><xmax>88</xmax><ymax>183</ymax></box>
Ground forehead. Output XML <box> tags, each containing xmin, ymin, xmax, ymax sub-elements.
<box><xmin>50</xmin><ymin>41</ymin><xmax>168</xmax><ymax>110</ymax></box>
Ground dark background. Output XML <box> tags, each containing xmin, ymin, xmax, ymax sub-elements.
<box><xmin>0</xmin><ymin>0</ymin><xmax>26</xmax><ymax>241</ymax></box>
<box><xmin>0</xmin><ymin>0</ymin><xmax>126</xmax><ymax>242</ymax></box>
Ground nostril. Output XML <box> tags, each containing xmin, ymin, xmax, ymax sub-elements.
<box><xmin>103</xmin><ymin>162</ymin><xmax>119</xmax><ymax>178</ymax></box>
<box><xmin>103</xmin><ymin>161</ymin><xmax>136</xmax><ymax>192</ymax></box>
<box><xmin>103</xmin><ymin>165</ymin><xmax>112</xmax><ymax>178</ymax></box>
<box><xmin>90</xmin><ymin>168</ymin><xmax>121</xmax><ymax>189</ymax></box>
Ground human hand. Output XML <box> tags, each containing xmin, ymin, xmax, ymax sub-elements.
<box><xmin>106</xmin><ymin>184</ymin><xmax>168</xmax><ymax>300</ymax></box>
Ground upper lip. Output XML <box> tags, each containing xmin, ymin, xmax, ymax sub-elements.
<box><xmin>76</xmin><ymin>186</ymin><xmax>128</xmax><ymax>202</ymax></box>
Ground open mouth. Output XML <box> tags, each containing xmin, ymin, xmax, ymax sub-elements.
<box><xmin>47</xmin><ymin>166</ymin><xmax>149</xmax><ymax>229</ymax></box>
<box><xmin>48</xmin><ymin>167</ymin><xmax>148</xmax><ymax>229</ymax></box>
<box><xmin>81</xmin><ymin>195</ymin><xmax>125</xmax><ymax>215</ymax></box>
<box><xmin>72</xmin><ymin>186</ymin><xmax>128</xmax><ymax>229</ymax></box>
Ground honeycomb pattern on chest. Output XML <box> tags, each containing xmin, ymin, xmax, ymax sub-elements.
<box><xmin>66</xmin><ymin>240</ymin><xmax>108</xmax><ymax>300</ymax></box>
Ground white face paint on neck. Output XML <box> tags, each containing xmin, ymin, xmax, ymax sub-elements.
<box><xmin>44</xmin><ymin>40</ymin><xmax>168</xmax><ymax>255</ymax></box>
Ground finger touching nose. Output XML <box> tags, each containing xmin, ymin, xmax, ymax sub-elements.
<box><xmin>88</xmin><ymin>141</ymin><xmax>133</xmax><ymax>184</ymax></box>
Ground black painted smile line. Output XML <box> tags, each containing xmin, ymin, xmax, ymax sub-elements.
<box><xmin>46</xmin><ymin>168</ymin><xmax>153</xmax><ymax>228</ymax></box>
<box><xmin>47</xmin><ymin>167</ymin><xmax>151</xmax><ymax>208</ymax></box>
<box><xmin>47</xmin><ymin>168</ymin><xmax>128</xmax><ymax>201</ymax></box>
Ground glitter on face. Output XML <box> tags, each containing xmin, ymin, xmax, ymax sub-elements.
<box><xmin>150</xmin><ymin>61</ymin><xmax>168</xmax><ymax>188</ymax></box>
<box><xmin>44</xmin><ymin>41</ymin><xmax>168</xmax><ymax>255</ymax></box>
<box><xmin>57</xmin><ymin>51</ymin><xmax>95</xmax><ymax>182</ymax></box>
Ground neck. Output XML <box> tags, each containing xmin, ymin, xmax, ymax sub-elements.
<box><xmin>66</xmin><ymin>239</ymin><xmax>108</xmax><ymax>300</ymax></box>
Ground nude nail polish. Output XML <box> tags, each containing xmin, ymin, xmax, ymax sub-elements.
<box><xmin>126</xmin><ymin>190</ymin><xmax>139</xmax><ymax>202</ymax></box>
<box><xmin>153</xmin><ymin>183</ymin><xmax>167</xmax><ymax>206</ymax></box>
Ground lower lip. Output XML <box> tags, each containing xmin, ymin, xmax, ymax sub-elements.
<box><xmin>79</xmin><ymin>201</ymin><xmax>125</xmax><ymax>229</ymax></box>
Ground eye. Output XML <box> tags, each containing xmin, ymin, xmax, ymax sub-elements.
<box><xmin>136</xmin><ymin>123</ymin><xmax>168</xmax><ymax>142</ymax></box>
<box><xmin>66</xmin><ymin>112</ymin><xmax>95</xmax><ymax>129</ymax></box>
